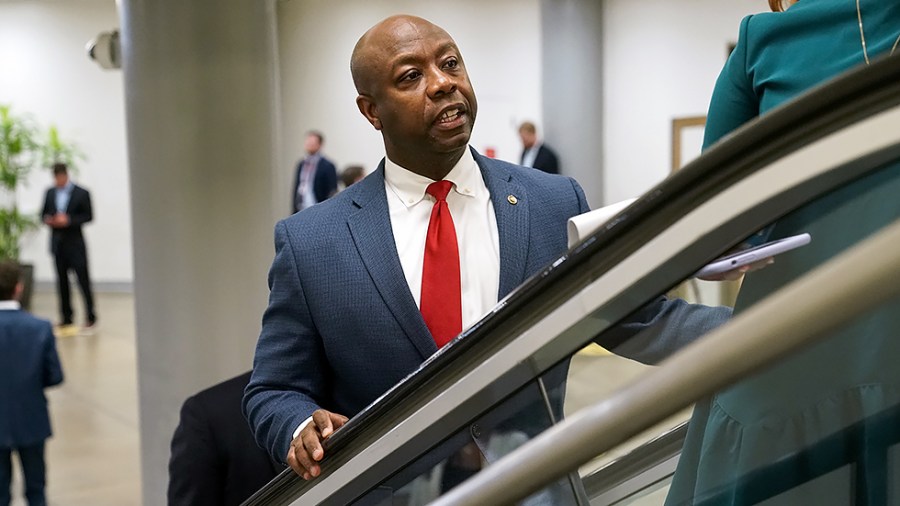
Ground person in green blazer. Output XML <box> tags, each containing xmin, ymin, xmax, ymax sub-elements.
<box><xmin>667</xmin><ymin>1</ymin><xmax>900</xmax><ymax>504</ymax></box>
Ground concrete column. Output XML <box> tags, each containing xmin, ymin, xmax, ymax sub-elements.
<box><xmin>540</xmin><ymin>0</ymin><xmax>605</xmax><ymax>206</ymax></box>
<box><xmin>118</xmin><ymin>1</ymin><xmax>281</xmax><ymax>503</ymax></box>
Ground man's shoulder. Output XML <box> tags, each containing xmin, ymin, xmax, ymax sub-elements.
<box><xmin>0</xmin><ymin>310</ymin><xmax>52</xmax><ymax>332</ymax></box>
<box><xmin>319</xmin><ymin>155</ymin><xmax>337</xmax><ymax>170</ymax></box>
<box><xmin>539</xmin><ymin>144</ymin><xmax>559</xmax><ymax>157</ymax></box>
<box><xmin>71</xmin><ymin>184</ymin><xmax>90</xmax><ymax>196</ymax></box>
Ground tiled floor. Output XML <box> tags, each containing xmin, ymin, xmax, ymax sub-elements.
<box><xmin>9</xmin><ymin>291</ymin><xmax>141</xmax><ymax>506</ymax></box>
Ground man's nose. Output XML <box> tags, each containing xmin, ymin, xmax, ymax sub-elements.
<box><xmin>427</xmin><ymin>69</ymin><xmax>457</xmax><ymax>97</ymax></box>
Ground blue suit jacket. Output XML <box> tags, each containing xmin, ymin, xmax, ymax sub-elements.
<box><xmin>246</xmin><ymin>149</ymin><xmax>589</xmax><ymax>460</ymax></box>
<box><xmin>0</xmin><ymin>309</ymin><xmax>63</xmax><ymax>449</ymax></box>
<box><xmin>292</xmin><ymin>156</ymin><xmax>338</xmax><ymax>213</ymax></box>
<box><xmin>245</xmin><ymin>149</ymin><xmax>732</xmax><ymax>462</ymax></box>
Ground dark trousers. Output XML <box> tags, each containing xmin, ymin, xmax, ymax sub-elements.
<box><xmin>0</xmin><ymin>443</ymin><xmax>46</xmax><ymax>506</ymax></box>
<box><xmin>54</xmin><ymin>245</ymin><xmax>95</xmax><ymax>325</ymax></box>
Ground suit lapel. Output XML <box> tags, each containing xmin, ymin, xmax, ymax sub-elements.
<box><xmin>347</xmin><ymin>164</ymin><xmax>437</xmax><ymax>360</ymax></box>
<box><xmin>475</xmin><ymin>150</ymin><xmax>530</xmax><ymax>299</ymax></box>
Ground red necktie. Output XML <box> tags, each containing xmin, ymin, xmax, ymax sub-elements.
<box><xmin>420</xmin><ymin>180</ymin><xmax>462</xmax><ymax>348</ymax></box>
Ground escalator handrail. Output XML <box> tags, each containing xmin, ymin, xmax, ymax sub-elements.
<box><xmin>429</xmin><ymin>217</ymin><xmax>900</xmax><ymax>506</ymax></box>
<box><xmin>243</xmin><ymin>56</ymin><xmax>900</xmax><ymax>506</ymax></box>
<box><xmin>580</xmin><ymin>422</ymin><xmax>688</xmax><ymax>500</ymax></box>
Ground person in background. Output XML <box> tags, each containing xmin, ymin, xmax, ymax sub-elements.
<box><xmin>340</xmin><ymin>165</ymin><xmax>366</xmax><ymax>189</ymax></box>
<box><xmin>41</xmin><ymin>163</ymin><xmax>96</xmax><ymax>333</ymax></box>
<box><xmin>168</xmin><ymin>371</ymin><xmax>281</xmax><ymax>506</ymax></box>
<box><xmin>0</xmin><ymin>261</ymin><xmax>64</xmax><ymax>506</ymax></box>
<box><xmin>291</xmin><ymin>131</ymin><xmax>338</xmax><ymax>213</ymax></box>
<box><xmin>667</xmin><ymin>1</ymin><xmax>900</xmax><ymax>504</ymax></box>
<box><xmin>518</xmin><ymin>121</ymin><xmax>559</xmax><ymax>174</ymax></box>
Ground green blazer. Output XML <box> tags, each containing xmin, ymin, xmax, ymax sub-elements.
<box><xmin>668</xmin><ymin>2</ymin><xmax>900</xmax><ymax>505</ymax></box>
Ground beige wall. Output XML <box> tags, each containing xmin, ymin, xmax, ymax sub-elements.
<box><xmin>0</xmin><ymin>0</ymin><xmax>131</xmax><ymax>285</ymax></box>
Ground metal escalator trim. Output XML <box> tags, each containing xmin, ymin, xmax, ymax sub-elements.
<box><xmin>581</xmin><ymin>422</ymin><xmax>688</xmax><ymax>499</ymax></box>
<box><xmin>428</xmin><ymin>219</ymin><xmax>900</xmax><ymax>505</ymax></box>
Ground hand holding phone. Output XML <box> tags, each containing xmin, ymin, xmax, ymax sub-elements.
<box><xmin>695</xmin><ymin>233</ymin><xmax>811</xmax><ymax>279</ymax></box>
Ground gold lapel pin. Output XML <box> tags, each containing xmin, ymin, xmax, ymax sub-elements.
<box><xmin>507</xmin><ymin>195</ymin><xmax>518</xmax><ymax>205</ymax></box>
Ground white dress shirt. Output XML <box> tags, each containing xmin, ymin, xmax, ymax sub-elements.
<box><xmin>521</xmin><ymin>145</ymin><xmax>540</xmax><ymax>168</ymax></box>
<box><xmin>384</xmin><ymin>147</ymin><xmax>500</xmax><ymax>330</ymax></box>
<box><xmin>0</xmin><ymin>301</ymin><xmax>20</xmax><ymax>310</ymax></box>
<box><xmin>297</xmin><ymin>154</ymin><xmax>320</xmax><ymax>210</ymax></box>
<box><xmin>293</xmin><ymin>147</ymin><xmax>501</xmax><ymax>440</ymax></box>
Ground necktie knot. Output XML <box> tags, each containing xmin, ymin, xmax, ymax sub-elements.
<box><xmin>426</xmin><ymin>180</ymin><xmax>453</xmax><ymax>202</ymax></box>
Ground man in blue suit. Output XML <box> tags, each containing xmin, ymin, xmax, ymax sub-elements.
<box><xmin>291</xmin><ymin>131</ymin><xmax>338</xmax><ymax>214</ymax></box>
<box><xmin>244</xmin><ymin>15</ymin><xmax>730</xmax><ymax>489</ymax></box>
<box><xmin>0</xmin><ymin>261</ymin><xmax>64</xmax><ymax>506</ymax></box>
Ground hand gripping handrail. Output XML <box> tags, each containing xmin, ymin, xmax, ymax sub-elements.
<box><xmin>430</xmin><ymin>216</ymin><xmax>900</xmax><ymax>506</ymax></box>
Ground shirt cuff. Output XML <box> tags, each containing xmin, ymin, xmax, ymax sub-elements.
<box><xmin>292</xmin><ymin>416</ymin><xmax>315</xmax><ymax>440</ymax></box>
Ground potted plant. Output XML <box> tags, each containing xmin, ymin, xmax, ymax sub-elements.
<box><xmin>42</xmin><ymin>125</ymin><xmax>85</xmax><ymax>172</ymax></box>
<box><xmin>0</xmin><ymin>104</ymin><xmax>42</xmax><ymax>309</ymax></box>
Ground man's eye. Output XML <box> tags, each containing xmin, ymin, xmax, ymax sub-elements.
<box><xmin>444</xmin><ymin>59</ymin><xmax>458</xmax><ymax>69</ymax></box>
<box><xmin>401</xmin><ymin>71</ymin><xmax>421</xmax><ymax>82</ymax></box>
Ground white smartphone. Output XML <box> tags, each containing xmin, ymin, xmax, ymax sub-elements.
<box><xmin>694</xmin><ymin>233</ymin><xmax>811</xmax><ymax>278</ymax></box>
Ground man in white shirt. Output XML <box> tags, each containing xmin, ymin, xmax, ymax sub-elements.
<box><xmin>243</xmin><ymin>14</ymin><xmax>729</xmax><ymax>491</ymax></box>
<box><xmin>518</xmin><ymin>121</ymin><xmax>560</xmax><ymax>174</ymax></box>
<box><xmin>244</xmin><ymin>13</ymin><xmax>590</xmax><ymax>480</ymax></box>
<box><xmin>291</xmin><ymin>131</ymin><xmax>338</xmax><ymax>214</ymax></box>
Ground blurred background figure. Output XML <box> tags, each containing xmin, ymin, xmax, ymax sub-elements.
<box><xmin>518</xmin><ymin>121</ymin><xmax>560</xmax><ymax>174</ymax></box>
<box><xmin>340</xmin><ymin>165</ymin><xmax>366</xmax><ymax>190</ymax></box>
<box><xmin>0</xmin><ymin>261</ymin><xmax>64</xmax><ymax>506</ymax></box>
<box><xmin>168</xmin><ymin>371</ymin><xmax>281</xmax><ymax>506</ymax></box>
<box><xmin>292</xmin><ymin>130</ymin><xmax>338</xmax><ymax>214</ymax></box>
<box><xmin>41</xmin><ymin>163</ymin><xmax>97</xmax><ymax>334</ymax></box>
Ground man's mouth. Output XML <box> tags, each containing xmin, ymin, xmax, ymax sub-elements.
<box><xmin>437</xmin><ymin>108</ymin><xmax>463</xmax><ymax>124</ymax></box>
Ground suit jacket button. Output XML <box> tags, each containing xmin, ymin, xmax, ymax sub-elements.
<box><xmin>470</xmin><ymin>424</ymin><xmax>481</xmax><ymax>438</ymax></box>
<box><xmin>507</xmin><ymin>195</ymin><xmax>518</xmax><ymax>205</ymax></box>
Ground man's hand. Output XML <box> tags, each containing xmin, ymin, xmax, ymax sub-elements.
<box><xmin>45</xmin><ymin>213</ymin><xmax>70</xmax><ymax>228</ymax></box>
<box><xmin>286</xmin><ymin>409</ymin><xmax>349</xmax><ymax>480</ymax></box>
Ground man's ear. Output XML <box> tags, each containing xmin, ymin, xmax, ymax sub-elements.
<box><xmin>13</xmin><ymin>282</ymin><xmax>23</xmax><ymax>302</ymax></box>
<box><xmin>356</xmin><ymin>95</ymin><xmax>382</xmax><ymax>131</ymax></box>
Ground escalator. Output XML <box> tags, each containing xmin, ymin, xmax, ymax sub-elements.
<box><xmin>243</xmin><ymin>55</ymin><xmax>900</xmax><ymax>506</ymax></box>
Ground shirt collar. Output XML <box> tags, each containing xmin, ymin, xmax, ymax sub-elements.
<box><xmin>384</xmin><ymin>147</ymin><xmax>483</xmax><ymax>209</ymax></box>
<box><xmin>60</xmin><ymin>181</ymin><xmax>74</xmax><ymax>193</ymax></box>
<box><xmin>0</xmin><ymin>300</ymin><xmax>21</xmax><ymax>310</ymax></box>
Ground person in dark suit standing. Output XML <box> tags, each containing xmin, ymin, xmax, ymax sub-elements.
<box><xmin>291</xmin><ymin>131</ymin><xmax>338</xmax><ymax>214</ymax></box>
<box><xmin>0</xmin><ymin>261</ymin><xmax>64</xmax><ymax>506</ymax></box>
<box><xmin>518</xmin><ymin>121</ymin><xmax>560</xmax><ymax>174</ymax></box>
<box><xmin>168</xmin><ymin>371</ymin><xmax>281</xmax><ymax>506</ymax></box>
<box><xmin>41</xmin><ymin>163</ymin><xmax>96</xmax><ymax>331</ymax></box>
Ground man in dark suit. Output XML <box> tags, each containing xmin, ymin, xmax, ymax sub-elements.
<box><xmin>291</xmin><ymin>131</ymin><xmax>338</xmax><ymax>214</ymax></box>
<box><xmin>518</xmin><ymin>121</ymin><xmax>560</xmax><ymax>174</ymax></box>
<box><xmin>244</xmin><ymin>15</ymin><xmax>729</xmax><ymax>491</ymax></box>
<box><xmin>41</xmin><ymin>163</ymin><xmax>96</xmax><ymax>330</ymax></box>
<box><xmin>168</xmin><ymin>372</ymin><xmax>282</xmax><ymax>506</ymax></box>
<box><xmin>0</xmin><ymin>261</ymin><xmax>64</xmax><ymax>506</ymax></box>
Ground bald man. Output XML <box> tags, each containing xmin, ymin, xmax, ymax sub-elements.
<box><xmin>244</xmin><ymin>13</ymin><xmax>588</xmax><ymax>481</ymax></box>
<box><xmin>243</xmin><ymin>15</ymin><xmax>729</xmax><ymax>497</ymax></box>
